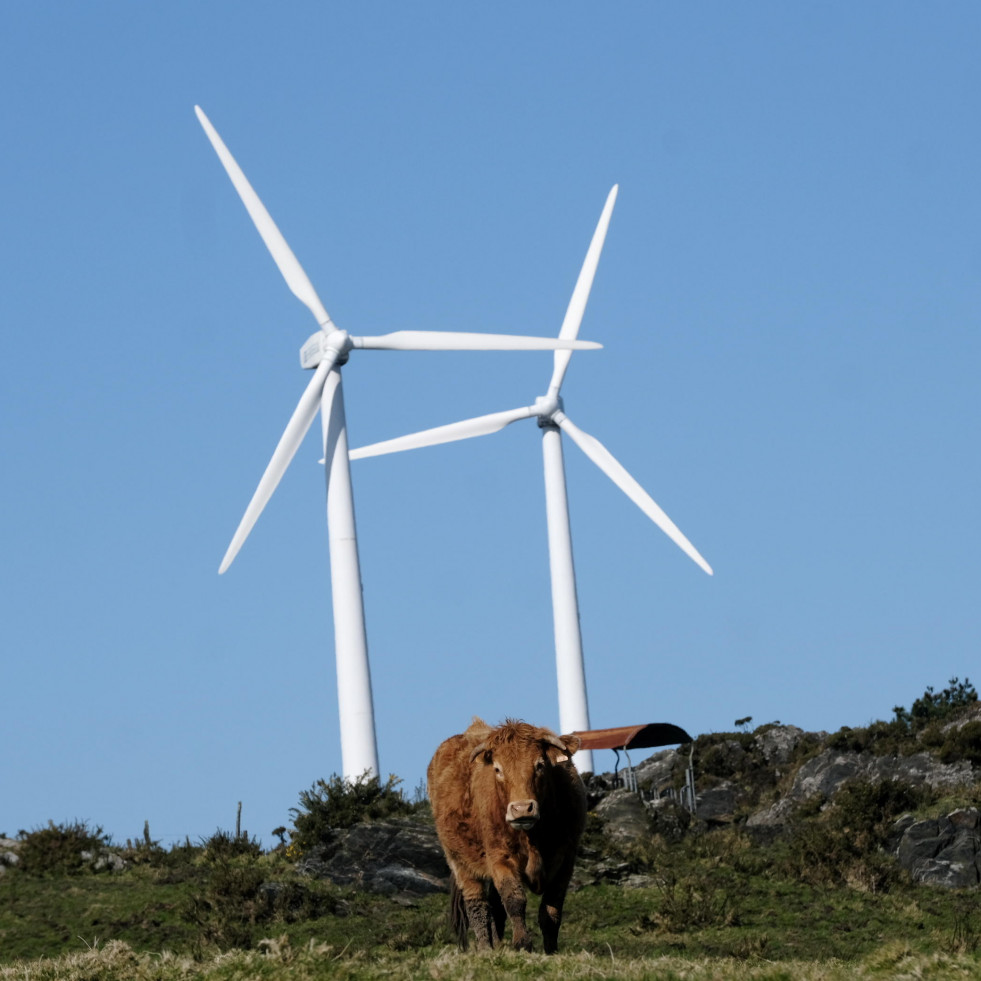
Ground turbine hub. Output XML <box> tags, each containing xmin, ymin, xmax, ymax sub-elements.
<box><xmin>300</xmin><ymin>329</ymin><xmax>353</xmax><ymax>369</ymax></box>
<box><xmin>534</xmin><ymin>394</ymin><xmax>562</xmax><ymax>427</ymax></box>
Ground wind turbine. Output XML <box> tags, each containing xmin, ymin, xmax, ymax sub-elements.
<box><xmin>351</xmin><ymin>185</ymin><xmax>713</xmax><ymax>773</ymax></box>
<box><xmin>195</xmin><ymin>107</ymin><xmax>602</xmax><ymax>779</ymax></box>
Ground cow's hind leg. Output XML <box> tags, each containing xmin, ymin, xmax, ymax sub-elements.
<box><xmin>449</xmin><ymin>878</ymin><xmax>470</xmax><ymax>950</ymax></box>
<box><xmin>492</xmin><ymin>866</ymin><xmax>532</xmax><ymax>951</ymax></box>
<box><xmin>488</xmin><ymin>883</ymin><xmax>506</xmax><ymax>945</ymax></box>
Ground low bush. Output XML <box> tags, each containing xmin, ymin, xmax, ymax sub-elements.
<box><xmin>11</xmin><ymin>820</ymin><xmax>112</xmax><ymax>876</ymax></box>
<box><xmin>938</xmin><ymin>720</ymin><xmax>981</xmax><ymax>766</ymax></box>
<box><xmin>781</xmin><ymin>778</ymin><xmax>928</xmax><ymax>891</ymax></box>
<box><xmin>288</xmin><ymin>772</ymin><xmax>422</xmax><ymax>855</ymax></box>
<box><xmin>181</xmin><ymin>828</ymin><xmax>342</xmax><ymax>951</ymax></box>
<box><xmin>201</xmin><ymin>827</ymin><xmax>262</xmax><ymax>863</ymax></box>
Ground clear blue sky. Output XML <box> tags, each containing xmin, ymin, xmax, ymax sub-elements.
<box><xmin>2</xmin><ymin>3</ymin><xmax>978</xmax><ymax>846</ymax></box>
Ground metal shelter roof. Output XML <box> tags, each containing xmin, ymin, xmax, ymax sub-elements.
<box><xmin>573</xmin><ymin>723</ymin><xmax>693</xmax><ymax>752</ymax></box>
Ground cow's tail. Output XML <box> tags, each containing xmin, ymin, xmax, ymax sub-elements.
<box><xmin>450</xmin><ymin>877</ymin><xmax>470</xmax><ymax>950</ymax></box>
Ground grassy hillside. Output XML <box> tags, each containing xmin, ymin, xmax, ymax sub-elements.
<box><xmin>3</xmin><ymin>685</ymin><xmax>981</xmax><ymax>980</ymax></box>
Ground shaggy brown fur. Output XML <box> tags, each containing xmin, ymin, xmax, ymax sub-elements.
<box><xmin>427</xmin><ymin>718</ymin><xmax>587</xmax><ymax>953</ymax></box>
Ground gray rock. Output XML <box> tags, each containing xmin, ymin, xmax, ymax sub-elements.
<box><xmin>912</xmin><ymin>857</ymin><xmax>978</xmax><ymax>889</ymax></box>
<box><xmin>695</xmin><ymin>781</ymin><xmax>737</xmax><ymax>823</ymax></box>
<box><xmin>634</xmin><ymin>748</ymin><xmax>684</xmax><ymax>792</ymax></box>
<box><xmin>745</xmin><ymin>748</ymin><xmax>975</xmax><ymax>831</ymax></box>
<box><xmin>297</xmin><ymin>817</ymin><xmax>449</xmax><ymax>895</ymax></box>
<box><xmin>94</xmin><ymin>852</ymin><xmax>127</xmax><ymax>873</ymax></box>
<box><xmin>593</xmin><ymin>789</ymin><xmax>651</xmax><ymax>841</ymax></box>
<box><xmin>892</xmin><ymin>808</ymin><xmax>981</xmax><ymax>889</ymax></box>
<box><xmin>891</xmin><ymin>813</ymin><xmax>918</xmax><ymax>835</ymax></box>
<box><xmin>948</xmin><ymin>808</ymin><xmax>980</xmax><ymax>831</ymax></box>
<box><xmin>745</xmin><ymin>797</ymin><xmax>796</xmax><ymax>830</ymax></box>
<box><xmin>789</xmin><ymin>752</ymin><xmax>865</xmax><ymax>801</ymax></box>
<box><xmin>0</xmin><ymin>838</ymin><xmax>20</xmax><ymax>873</ymax></box>
<box><xmin>754</xmin><ymin>726</ymin><xmax>805</xmax><ymax>765</ymax></box>
<box><xmin>79</xmin><ymin>848</ymin><xmax>127</xmax><ymax>873</ymax></box>
<box><xmin>936</xmin><ymin>834</ymin><xmax>980</xmax><ymax>871</ymax></box>
<box><xmin>589</xmin><ymin>860</ymin><xmax>633</xmax><ymax>883</ymax></box>
<box><xmin>939</xmin><ymin>702</ymin><xmax>981</xmax><ymax>734</ymax></box>
<box><xmin>621</xmin><ymin>873</ymin><xmax>657</xmax><ymax>889</ymax></box>
<box><xmin>896</xmin><ymin>820</ymin><xmax>945</xmax><ymax>868</ymax></box>
<box><xmin>366</xmin><ymin>864</ymin><xmax>447</xmax><ymax>896</ymax></box>
<box><xmin>868</xmin><ymin>753</ymin><xmax>973</xmax><ymax>791</ymax></box>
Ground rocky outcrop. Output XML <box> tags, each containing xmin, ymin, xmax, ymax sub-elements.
<box><xmin>747</xmin><ymin>749</ymin><xmax>974</xmax><ymax>831</ymax></box>
<box><xmin>755</xmin><ymin>725</ymin><xmax>810</xmax><ymax>766</ymax></box>
<box><xmin>0</xmin><ymin>838</ymin><xmax>19</xmax><ymax>876</ymax></box>
<box><xmin>295</xmin><ymin>816</ymin><xmax>448</xmax><ymax>895</ymax></box>
<box><xmin>593</xmin><ymin>790</ymin><xmax>651</xmax><ymax>842</ymax></box>
<box><xmin>892</xmin><ymin>808</ymin><xmax>981</xmax><ymax>889</ymax></box>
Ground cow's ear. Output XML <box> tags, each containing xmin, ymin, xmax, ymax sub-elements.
<box><xmin>544</xmin><ymin>732</ymin><xmax>581</xmax><ymax>762</ymax></box>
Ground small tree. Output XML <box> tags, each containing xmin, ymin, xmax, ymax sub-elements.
<box><xmin>893</xmin><ymin>677</ymin><xmax>977</xmax><ymax>732</ymax></box>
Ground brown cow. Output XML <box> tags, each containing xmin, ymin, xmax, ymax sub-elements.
<box><xmin>427</xmin><ymin>717</ymin><xmax>586</xmax><ymax>953</ymax></box>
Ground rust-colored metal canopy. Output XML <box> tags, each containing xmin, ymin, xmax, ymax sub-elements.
<box><xmin>573</xmin><ymin>723</ymin><xmax>693</xmax><ymax>752</ymax></box>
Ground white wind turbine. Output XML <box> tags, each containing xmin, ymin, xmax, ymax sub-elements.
<box><xmin>195</xmin><ymin>107</ymin><xmax>602</xmax><ymax>779</ymax></box>
<box><xmin>351</xmin><ymin>185</ymin><xmax>712</xmax><ymax>773</ymax></box>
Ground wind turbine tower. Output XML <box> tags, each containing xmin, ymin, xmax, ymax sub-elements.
<box><xmin>352</xmin><ymin>186</ymin><xmax>713</xmax><ymax>774</ymax></box>
<box><xmin>196</xmin><ymin>107</ymin><xmax>601</xmax><ymax>778</ymax></box>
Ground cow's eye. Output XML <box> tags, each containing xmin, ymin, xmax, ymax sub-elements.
<box><xmin>535</xmin><ymin>758</ymin><xmax>546</xmax><ymax>771</ymax></box>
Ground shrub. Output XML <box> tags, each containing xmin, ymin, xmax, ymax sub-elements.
<box><xmin>13</xmin><ymin>821</ymin><xmax>112</xmax><ymax>876</ymax></box>
<box><xmin>288</xmin><ymin>772</ymin><xmax>420</xmax><ymax>855</ymax></box>
<box><xmin>826</xmin><ymin>679</ymin><xmax>978</xmax><ymax>760</ymax></box>
<box><xmin>782</xmin><ymin>778</ymin><xmax>928</xmax><ymax>891</ymax></box>
<box><xmin>182</xmin><ymin>850</ymin><xmax>266</xmax><ymax>950</ymax></box>
<box><xmin>939</xmin><ymin>720</ymin><xmax>981</xmax><ymax>766</ymax></box>
<box><xmin>182</xmin><ymin>829</ymin><xmax>339</xmax><ymax>951</ymax></box>
<box><xmin>893</xmin><ymin>677</ymin><xmax>977</xmax><ymax>733</ymax></box>
<box><xmin>119</xmin><ymin>820</ymin><xmax>170</xmax><ymax>867</ymax></box>
<box><xmin>201</xmin><ymin>828</ymin><xmax>262</xmax><ymax>863</ymax></box>
<box><xmin>826</xmin><ymin>719</ymin><xmax>908</xmax><ymax>756</ymax></box>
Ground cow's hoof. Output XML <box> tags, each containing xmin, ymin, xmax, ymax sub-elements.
<box><xmin>512</xmin><ymin>937</ymin><xmax>533</xmax><ymax>952</ymax></box>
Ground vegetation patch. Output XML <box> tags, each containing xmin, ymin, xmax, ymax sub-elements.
<box><xmin>287</xmin><ymin>773</ymin><xmax>426</xmax><ymax>857</ymax></box>
<box><xmin>2</xmin><ymin>680</ymin><xmax>981</xmax><ymax>978</ymax></box>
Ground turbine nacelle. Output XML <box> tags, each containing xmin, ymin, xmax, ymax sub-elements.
<box><xmin>301</xmin><ymin>329</ymin><xmax>352</xmax><ymax>369</ymax></box>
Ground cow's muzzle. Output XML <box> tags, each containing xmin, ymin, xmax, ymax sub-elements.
<box><xmin>506</xmin><ymin>799</ymin><xmax>540</xmax><ymax>829</ymax></box>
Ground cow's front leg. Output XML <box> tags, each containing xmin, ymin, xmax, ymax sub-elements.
<box><xmin>456</xmin><ymin>875</ymin><xmax>494</xmax><ymax>950</ymax></box>
<box><xmin>537</xmin><ymin>855</ymin><xmax>575</xmax><ymax>954</ymax></box>
<box><xmin>492</xmin><ymin>865</ymin><xmax>532</xmax><ymax>951</ymax></box>
<box><xmin>464</xmin><ymin>896</ymin><xmax>494</xmax><ymax>950</ymax></box>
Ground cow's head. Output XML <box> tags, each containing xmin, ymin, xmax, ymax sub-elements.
<box><xmin>469</xmin><ymin>719</ymin><xmax>581</xmax><ymax>830</ymax></box>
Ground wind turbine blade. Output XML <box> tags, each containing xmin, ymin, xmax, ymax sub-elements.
<box><xmin>555</xmin><ymin>412</ymin><xmax>713</xmax><ymax>576</ymax></box>
<box><xmin>549</xmin><ymin>185</ymin><xmax>619</xmax><ymax>395</ymax></box>
<box><xmin>350</xmin><ymin>405</ymin><xmax>535</xmax><ymax>459</ymax></box>
<box><xmin>194</xmin><ymin>106</ymin><xmax>334</xmax><ymax>330</ymax></box>
<box><xmin>219</xmin><ymin>356</ymin><xmax>336</xmax><ymax>573</ymax></box>
<box><xmin>352</xmin><ymin>331</ymin><xmax>600</xmax><ymax>351</ymax></box>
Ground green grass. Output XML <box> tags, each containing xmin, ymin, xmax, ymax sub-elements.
<box><xmin>3</xmin><ymin>846</ymin><xmax>981</xmax><ymax>979</ymax></box>
<box><xmin>4</xmin><ymin>688</ymin><xmax>981</xmax><ymax>980</ymax></box>
<box><xmin>3</xmin><ymin>938</ymin><xmax>981</xmax><ymax>981</ymax></box>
